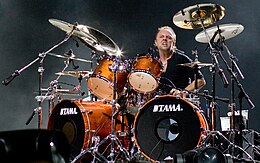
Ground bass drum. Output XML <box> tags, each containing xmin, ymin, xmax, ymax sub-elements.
<box><xmin>47</xmin><ymin>100</ymin><xmax>128</xmax><ymax>158</ymax></box>
<box><xmin>133</xmin><ymin>95</ymin><xmax>208</xmax><ymax>162</ymax></box>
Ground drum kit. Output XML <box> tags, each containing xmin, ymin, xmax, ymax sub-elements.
<box><xmin>2</xmin><ymin>3</ymin><xmax>258</xmax><ymax>163</ymax></box>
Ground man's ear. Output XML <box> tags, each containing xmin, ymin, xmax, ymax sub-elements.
<box><xmin>154</xmin><ymin>40</ymin><xmax>157</xmax><ymax>47</ymax></box>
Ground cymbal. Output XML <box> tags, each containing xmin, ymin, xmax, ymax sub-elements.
<box><xmin>41</xmin><ymin>88</ymin><xmax>81</xmax><ymax>96</ymax></box>
<box><xmin>47</xmin><ymin>52</ymin><xmax>92</xmax><ymax>63</ymax></box>
<box><xmin>195</xmin><ymin>23</ymin><xmax>244</xmax><ymax>43</ymax></box>
<box><xmin>55</xmin><ymin>71</ymin><xmax>92</xmax><ymax>78</ymax></box>
<box><xmin>178</xmin><ymin>61</ymin><xmax>213</xmax><ymax>68</ymax></box>
<box><xmin>49</xmin><ymin>19</ymin><xmax>121</xmax><ymax>56</ymax></box>
<box><xmin>173</xmin><ymin>3</ymin><xmax>225</xmax><ymax>29</ymax></box>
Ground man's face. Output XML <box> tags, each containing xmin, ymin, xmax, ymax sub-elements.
<box><xmin>155</xmin><ymin>29</ymin><xmax>176</xmax><ymax>52</ymax></box>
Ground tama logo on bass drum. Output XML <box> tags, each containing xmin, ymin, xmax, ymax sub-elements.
<box><xmin>153</xmin><ymin>104</ymin><xmax>183</xmax><ymax>112</ymax></box>
<box><xmin>60</xmin><ymin>108</ymin><xmax>78</xmax><ymax>115</ymax></box>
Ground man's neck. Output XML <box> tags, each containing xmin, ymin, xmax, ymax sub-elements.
<box><xmin>159</xmin><ymin>50</ymin><xmax>174</xmax><ymax>62</ymax></box>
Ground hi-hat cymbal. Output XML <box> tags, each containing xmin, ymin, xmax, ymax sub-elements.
<box><xmin>195</xmin><ymin>23</ymin><xmax>244</xmax><ymax>43</ymax></box>
<box><xmin>49</xmin><ymin>19</ymin><xmax>121</xmax><ymax>56</ymax></box>
<box><xmin>178</xmin><ymin>61</ymin><xmax>213</xmax><ymax>68</ymax></box>
<box><xmin>55</xmin><ymin>71</ymin><xmax>92</xmax><ymax>78</ymax></box>
<box><xmin>47</xmin><ymin>52</ymin><xmax>92</xmax><ymax>63</ymax></box>
<box><xmin>173</xmin><ymin>3</ymin><xmax>225</xmax><ymax>29</ymax></box>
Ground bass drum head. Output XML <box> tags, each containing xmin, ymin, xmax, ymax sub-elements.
<box><xmin>133</xmin><ymin>95</ymin><xmax>204</xmax><ymax>162</ymax></box>
<box><xmin>47</xmin><ymin>100</ymin><xmax>86</xmax><ymax>157</ymax></box>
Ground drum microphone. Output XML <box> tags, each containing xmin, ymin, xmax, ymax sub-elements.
<box><xmin>2</xmin><ymin>70</ymin><xmax>20</xmax><ymax>86</ymax></box>
<box><xmin>218</xmin><ymin>68</ymin><xmax>229</xmax><ymax>88</ymax></box>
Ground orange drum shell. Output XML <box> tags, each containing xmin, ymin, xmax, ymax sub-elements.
<box><xmin>131</xmin><ymin>55</ymin><xmax>162</xmax><ymax>77</ymax></box>
<box><xmin>48</xmin><ymin>100</ymin><xmax>128</xmax><ymax>152</ymax></box>
<box><xmin>90</xmin><ymin>57</ymin><xmax>128</xmax><ymax>93</ymax></box>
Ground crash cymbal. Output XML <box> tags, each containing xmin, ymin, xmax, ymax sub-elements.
<box><xmin>55</xmin><ymin>71</ymin><xmax>92</xmax><ymax>78</ymax></box>
<box><xmin>195</xmin><ymin>23</ymin><xmax>244</xmax><ymax>43</ymax></box>
<box><xmin>47</xmin><ymin>52</ymin><xmax>92</xmax><ymax>63</ymax></box>
<box><xmin>178</xmin><ymin>61</ymin><xmax>212</xmax><ymax>68</ymax></box>
<box><xmin>49</xmin><ymin>19</ymin><xmax>121</xmax><ymax>56</ymax></box>
<box><xmin>173</xmin><ymin>3</ymin><xmax>225</xmax><ymax>29</ymax></box>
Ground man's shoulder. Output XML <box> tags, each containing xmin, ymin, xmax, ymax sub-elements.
<box><xmin>174</xmin><ymin>51</ymin><xmax>192</xmax><ymax>62</ymax></box>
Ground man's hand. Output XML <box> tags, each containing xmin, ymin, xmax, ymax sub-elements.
<box><xmin>170</xmin><ymin>88</ymin><xmax>188</xmax><ymax>98</ymax></box>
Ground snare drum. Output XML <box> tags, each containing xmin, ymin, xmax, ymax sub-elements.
<box><xmin>87</xmin><ymin>56</ymin><xmax>128</xmax><ymax>101</ymax></box>
<box><xmin>47</xmin><ymin>100</ymin><xmax>129</xmax><ymax>158</ymax></box>
<box><xmin>128</xmin><ymin>55</ymin><xmax>162</xmax><ymax>93</ymax></box>
<box><xmin>133</xmin><ymin>95</ymin><xmax>208</xmax><ymax>162</ymax></box>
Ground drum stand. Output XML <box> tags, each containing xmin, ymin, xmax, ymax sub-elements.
<box><xmin>195</xmin><ymin>10</ymin><xmax>256</xmax><ymax>161</ymax></box>
<box><xmin>2</xmin><ymin>27</ymin><xmax>76</xmax><ymax>128</ymax></box>
<box><xmin>71</xmin><ymin>55</ymin><xmax>130</xmax><ymax>163</ymax></box>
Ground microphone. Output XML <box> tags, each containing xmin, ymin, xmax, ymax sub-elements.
<box><xmin>2</xmin><ymin>70</ymin><xmax>20</xmax><ymax>86</ymax></box>
<box><xmin>218</xmin><ymin>68</ymin><xmax>229</xmax><ymax>88</ymax></box>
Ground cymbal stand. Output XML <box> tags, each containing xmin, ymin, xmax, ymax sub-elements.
<box><xmin>216</xmin><ymin>35</ymin><xmax>255</xmax><ymax>158</ymax></box>
<box><xmin>71</xmin><ymin>56</ymin><xmax>130</xmax><ymax>163</ymax></box>
<box><xmin>197</xmin><ymin>21</ymin><xmax>228</xmax><ymax>132</ymax></box>
<box><xmin>43</xmin><ymin>56</ymin><xmax>73</xmax><ymax>117</ymax></box>
<box><xmin>195</xmin><ymin>7</ymin><xmax>256</xmax><ymax>160</ymax></box>
<box><xmin>22</xmin><ymin>27</ymin><xmax>76</xmax><ymax>128</ymax></box>
<box><xmin>194</xmin><ymin>6</ymin><xmax>229</xmax><ymax>145</ymax></box>
<box><xmin>90</xmin><ymin>51</ymin><xmax>98</xmax><ymax>101</ymax></box>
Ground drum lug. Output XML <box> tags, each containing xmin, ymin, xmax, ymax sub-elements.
<box><xmin>149</xmin><ymin>56</ymin><xmax>153</xmax><ymax>62</ymax></box>
<box><xmin>85</xmin><ymin>129</ymin><xmax>96</xmax><ymax>133</ymax></box>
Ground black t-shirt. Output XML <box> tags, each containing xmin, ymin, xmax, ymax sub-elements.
<box><xmin>159</xmin><ymin>52</ymin><xmax>204</xmax><ymax>91</ymax></box>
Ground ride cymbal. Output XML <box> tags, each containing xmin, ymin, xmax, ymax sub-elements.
<box><xmin>49</xmin><ymin>19</ymin><xmax>121</xmax><ymax>56</ymax></box>
<box><xmin>173</xmin><ymin>3</ymin><xmax>225</xmax><ymax>29</ymax></box>
<box><xmin>55</xmin><ymin>71</ymin><xmax>92</xmax><ymax>78</ymax></box>
<box><xmin>47</xmin><ymin>52</ymin><xmax>92</xmax><ymax>63</ymax></box>
<box><xmin>178</xmin><ymin>61</ymin><xmax>212</xmax><ymax>68</ymax></box>
<box><xmin>195</xmin><ymin>23</ymin><xmax>244</xmax><ymax>43</ymax></box>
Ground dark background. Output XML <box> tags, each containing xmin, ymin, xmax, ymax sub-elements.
<box><xmin>0</xmin><ymin>0</ymin><xmax>259</xmax><ymax>132</ymax></box>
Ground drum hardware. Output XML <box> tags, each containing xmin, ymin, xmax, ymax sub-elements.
<box><xmin>172</xmin><ymin>3</ymin><xmax>225</xmax><ymax>30</ymax></box>
<box><xmin>55</xmin><ymin>70</ymin><xmax>92</xmax><ymax>79</ymax></box>
<box><xmin>87</xmin><ymin>55</ymin><xmax>129</xmax><ymax>101</ymax></box>
<box><xmin>178</xmin><ymin>61</ymin><xmax>212</xmax><ymax>69</ymax></box>
<box><xmin>172</xmin><ymin>3</ymin><xmax>255</xmax><ymax>162</ymax></box>
<box><xmin>133</xmin><ymin>95</ymin><xmax>209</xmax><ymax>162</ymax></box>
<box><xmin>204</xmin><ymin>26</ymin><xmax>255</xmax><ymax>158</ymax></box>
<box><xmin>174</xmin><ymin>3</ymin><xmax>256</xmax><ymax>161</ymax></box>
<box><xmin>49</xmin><ymin>19</ymin><xmax>120</xmax><ymax>56</ymax></box>
<box><xmin>2</xmin><ymin>21</ymin><xmax>77</xmax><ymax>129</ymax></box>
<box><xmin>47</xmin><ymin>52</ymin><xmax>92</xmax><ymax>63</ymax></box>
<box><xmin>71</xmin><ymin>56</ymin><xmax>131</xmax><ymax>163</ymax></box>
<box><xmin>173</xmin><ymin>3</ymin><xmax>229</xmax><ymax>131</ymax></box>
<box><xmin>128</xmin><ymin>54</ymin><xmax>163</xmax><ymax>94</ymax></box>
<box><xmin>195</xmin><ymin>23</ymin><xmax>245</xmax><ymax>44</ymax></box>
